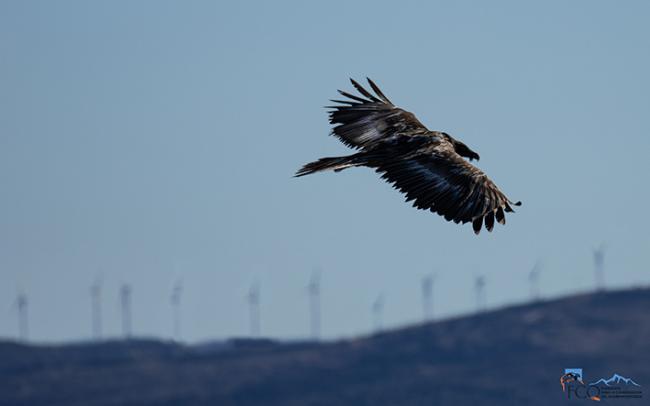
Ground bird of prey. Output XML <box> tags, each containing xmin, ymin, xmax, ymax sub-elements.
<box><xmin>296</xmin><ymin>78</ymin><xmax>521</xmax><ymax>234</ymax></box>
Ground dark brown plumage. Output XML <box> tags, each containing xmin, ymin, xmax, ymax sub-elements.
<box><xmin>296</xmin><ymin>78</ymin><xmax>521</xmax><ymax>234</ymax></box>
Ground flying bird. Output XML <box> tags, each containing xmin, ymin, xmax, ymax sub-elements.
<box><xmin>296</xmin><ymin>78</ymin><xmax>521</xmax><ymax>234</ymax></box>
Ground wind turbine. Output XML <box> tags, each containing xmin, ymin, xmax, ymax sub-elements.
<box><xmin>528</xmin><ymin>261</ymin><xmax>542</xmax><ymax>301</ymax></box>
<box><xmin>247</xmin><ymin>282</ymin><xmax>260</xmax><ymax>337</ymax></box>
<box><xmin>171</xmin><ymin>280</ymin><xmax>183</xmax><ymax>341</ymax></box>
<box><xmin>372</xmin><ymin>294</ymin><xmax>385</xmax><ymax>333</ymax></box>
<box><xmin>15</xmin><ymin>291</ymin><xmax>28</xmax><ymax>341</ymax></box>
<box><xmin>475</xmin><ymin>275</ymin><xmax>486</xmax><ymax>312</ymax></box>
<box><xmin>120</xmin><ymin>283</ymin><xmax>132</xmax><ymax>339</ymax></box>
<box><xmin>90</xmin><ymin>278</ymin><xmax>102</xmax><ymax>340</ymax></box>
<box><xmin>593</xmin><ymin>244</ymin><xmax>606</xmax><ymax>291</ymax></box>
<box><xmin>421</xmin><ymin>274</ymin><xmax>435</xmax><ymax>322</ymax></box>
<box><xmin>307</xmin><ymin>270</ymin><xmax>321</xmax><ymax>340</ymax></box>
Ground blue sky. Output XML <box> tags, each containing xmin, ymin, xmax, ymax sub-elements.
<box><xmin>1</xmin><ymin>1</ymin><xmax>649</xmax><ymax>343</ymax></box>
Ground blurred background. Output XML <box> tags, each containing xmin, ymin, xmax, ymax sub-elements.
<box><xmin>1</xmin><ymin>0</ymin><xmax>649</xmax><ymax>346</ymax></box>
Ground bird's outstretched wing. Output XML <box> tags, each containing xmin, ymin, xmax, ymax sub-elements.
<box><xmin>374</xmin><ymin>147</ymin><xmax>520</xmax><ymax>234</ymax></box>
<box><xmin>327</xmin><ymin>78</ymin><xmax>430</xmax><ymax>149</ymax></box>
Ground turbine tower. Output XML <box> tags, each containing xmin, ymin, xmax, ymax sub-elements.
<box><xmin>15</xmin><ymin>292</ymin><xmax>28</xmax><ymax>341</ymax></box>
<box><xmin>593</xmin><ymin>244</ymin><xmax>606</xmax><ymax>291</ymax></box>
<box><xmin>90</xmin><ymin>279</ymin><xmax>102</xmax><ymax>340</ymax></box>
<box><xmin>307</xmin><ymin>271</ymin><xmax>321</xmax><ymax>340</ymax></box>
<box><xmin>421</xmin><ymin>274</ymin><xmax>434</xmax><ymax>322</ymax></box>
<box><xmin>171</xmin><ymin>280</ymin><xmax>183</xmax><ymax>341</ymax></box>
<box><xmin>475</xmin><ymin>275</ymin><xmax>486</xmax><ymax>312</ymax></box>
<box><xmin>247</xmin><ymin>282</ymin><xmax>260</xmax><ymax>337</ymax></box>
<box><xmin>528</xmin><ymin>261</ymin><xmax>541</xmax><ymax>301</ymax></box>
<box><xmin>372</xmin><ymin>294</ymin><xmax>385</xmax><ymax>333</ymax></box>
<box><xmin>120</xmin><ymin>284</ymin><xmax>132</xmax><ymax>338</ymax></box>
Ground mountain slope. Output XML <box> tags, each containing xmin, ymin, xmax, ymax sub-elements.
<box><xmin>1</xmin><ymin>288</ymin><xmax>649</xmax><ymax>406</ymax></box>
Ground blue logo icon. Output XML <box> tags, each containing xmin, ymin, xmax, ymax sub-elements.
<box><xmin>564</xmin><ymin>368</ymin><xmax>584</xmax><ymax>382</ymax></box>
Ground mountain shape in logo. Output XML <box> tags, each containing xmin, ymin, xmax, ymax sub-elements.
<box><xmin>590</xmin><ymin>373</ymin><xmax>641</xmax><ymax>387</ymax></box>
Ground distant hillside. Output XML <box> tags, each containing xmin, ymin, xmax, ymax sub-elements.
<box><xmin>2</xmin><ymin>288</ymin><xmax>649</xmax><ymax>406</ymax></box>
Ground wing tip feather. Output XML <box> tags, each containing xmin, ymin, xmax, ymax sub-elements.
<box><xmin>485</xmin><ymin>211</ymin><xmax>495</xmax><ymax>232</ymax></box>
<box><xmin>472</xmin><ymin>217</ymin><xmax>482</xmax><ymax>235</ymax></box>
<box><xmin>496</xmin><ymin>207</ymin><xmax>506</xmax><ymax>225</ymax></box>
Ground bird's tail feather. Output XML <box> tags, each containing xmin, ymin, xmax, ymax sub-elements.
<box><xmin>295</xmin><ymin>154</ymin><xmax>366</xmax><ymax>177</ymax></box>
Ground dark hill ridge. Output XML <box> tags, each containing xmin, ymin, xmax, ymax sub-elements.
<box><xmin>2</xmin><ymin>288</ymin><xmax>649</xmax><ymax>406</ymax></box>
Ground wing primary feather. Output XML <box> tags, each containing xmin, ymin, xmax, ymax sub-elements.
<box><xmin>366</xmin><ymin>78</ymin><xmax>393</xmax><ymax>104</ymax></box>
<box><xmin>337</xmin><ymin>90</ymin><xmax>369</xmax><ymax>103</ymax></box>
<box><xmin>350</xmin><ymin>78</ymin><xmax>381</xmax><ymax>102</ymax></box>
<box><xmin>472</xmin><ymin>217</ymin><xmax>483</xmax><ymax>235</ymax></box>
<box><xmin>485</xmin><ymin>211</ymin><xmax>495</xmax><ymax>232</ymax></box>
<box><xmin>495</xmin><ymin>207</ymin><xmax>506</xmax><ymax>225</ymax></box>
<box><xmin>328</xmin><ymin>99</ymin><xmax>360</xmax><ymax>105</ymax></box>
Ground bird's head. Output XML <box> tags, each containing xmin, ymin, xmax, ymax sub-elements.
<box><xmin>443</xmin><ymin>133</ymin><xmax>480</xmax><ymax>162</ymax></box>
<box><xmin>461</xmin><ymin>147</ymin><xmax>481</xmax><ymax>162</ymax></box>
